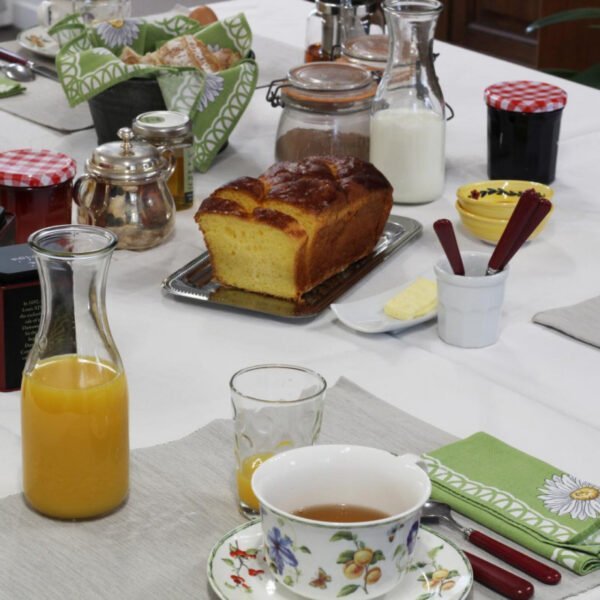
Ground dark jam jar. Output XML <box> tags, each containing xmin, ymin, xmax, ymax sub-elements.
<box><xmin>484</xmin><ymin>81</ymin><xmax>567</xmax><ymax>184</ymax></box>
<box><xmin>0</xmin><ymin>149</ymin><xmax>76</xmax><ymax>243</ymax></box>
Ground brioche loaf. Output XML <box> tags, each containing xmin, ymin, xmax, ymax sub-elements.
<box><xmin>195</xmin><ymin>156</ymin><xmax>393</xmax><ymax>299</ymax></box>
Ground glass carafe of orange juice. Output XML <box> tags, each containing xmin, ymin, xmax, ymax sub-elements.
<box><xmin>21</xmin><ymin>225</ymin><xmax>129</xmax><ymax>520</ymax></box>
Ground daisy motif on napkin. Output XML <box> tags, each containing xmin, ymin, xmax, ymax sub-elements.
<box><xmin>423</xmin><ymin>432</ymin><xmax>600</xmax><ymax>575</ymax></box>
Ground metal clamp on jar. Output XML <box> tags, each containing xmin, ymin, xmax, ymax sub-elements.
<box><xmin>132</xmin><ymin>111</ymin><xmax>194</xmax><ymax>211</ymax></box>
<box><xmin>268</xmin><ymin>62</ymin><xmax>377</xmax><ymax>162</ymax></box>
<box><xmin>73</xmin><ymin>127</ymin><xmax>176</xmax><ymax>250</ymax></box>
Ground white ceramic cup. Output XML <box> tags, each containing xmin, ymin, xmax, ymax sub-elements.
<box><xmin>252</xmin><ymin>445</ymin><xmax>431</xmax><ymax>599</ymax></box>
<box><xmin>434</xmin><ymin>251</ymin><xmax>509</xmax><ymax>348</ymax></box>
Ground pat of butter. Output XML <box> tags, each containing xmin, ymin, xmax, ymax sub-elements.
<box><xmin>384</xmin><ymin>278</ymin><xmax>437</xmax><ymax>320</ymax></box>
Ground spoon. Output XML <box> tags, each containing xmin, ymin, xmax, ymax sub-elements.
<box><xmin>1</xmin><ymin>62</ymin><xmax>34</xmax><ymax>82</ymax></box>
<box><xmin>422</xmin><ymin>500</ymin><xmax>561</xmax><ymax>584</ymax></box>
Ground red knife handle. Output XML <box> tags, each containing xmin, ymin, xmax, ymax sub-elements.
<box><xmin>0</xmin><ymin>47</ymin><xmax>28</xmax><ymax>66</ymax></box>
<box><xmin>433</xmin><ymin>219</ymin><xmax>465</xmax><ymax>276</ymax></box>
<box><xmin>465</xmin><ymin>551</ymin><xmax>534</xmax><ymax>600</ymax></box>
<box><xmin>498</xmin><ymin>198</ymin><xmax>553</xmax><ymax>272</ymax></box>
<box><xmin>469</xmin><ymin>530</ymin><xmax>561</xmax><ymax>584</ymax></box>
<box><xmin>487</xmin><ymin>191</ymin><xmax>539</xmax><ymax>273</ymax></box>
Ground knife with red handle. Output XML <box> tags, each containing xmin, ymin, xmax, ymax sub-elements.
<box><xmin>433</xmin><ymin>218</ymin><xmax>465</xmax><ymax>276</ymax></box>
<box><xmin>486</xmin><ymin>189</ymin><xmax>540</xmax><ymax>275</ymax></box>
<box><xmin>465</xmin><ymin>551</ymin><xmax>535</xmax><ymax>600</ymax></box>
<box><xmin>0</xmin><ymin>47</ymin><xmax>59</xmax><ymax>81</ymax></box>
<box><xmin>468</xmin><ymin>530</ymin><xmax>561</xmax><ymax>584</ymax></box>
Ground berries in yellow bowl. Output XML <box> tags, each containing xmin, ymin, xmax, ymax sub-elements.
<box><xmin>457</xmin><ymin>180</ymin><xmax>553</xmax><ymax>220</ymax></box>
<box><xmin>455</xmin><ymin>200</ymin><xmax>553</xmax><ymax>244</ymax></box>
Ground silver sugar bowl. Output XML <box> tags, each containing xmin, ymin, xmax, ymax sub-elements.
<box><xmin>73</xmin><ymin>127</ymin><xmax>176</xmax><ymax>250</ymax></box>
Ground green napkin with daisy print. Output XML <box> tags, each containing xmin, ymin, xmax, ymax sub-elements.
<box><xmin>49</xmin><ymin>13</ymin><xmax>257</xmax><ymax>172</ymax></box>
<box><xmin>0</xmin><ymin>75</ymin><xmax>25</xmax><ymax>98</ymax></box>
<box><xmin>423</xmin><ymin>432</ymin><xmax>600</xmax><ymax>575</ymax></box>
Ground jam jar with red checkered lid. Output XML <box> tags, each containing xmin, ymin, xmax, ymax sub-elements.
<box><xmin>0</xmin><ymin>149</ymin><xmax>76</xmax><ymax>243</ymax></box>
<box><xmin>484</xmin><ymin>80</ymin><xmax>567</xmax><ymax>184</ymax></box>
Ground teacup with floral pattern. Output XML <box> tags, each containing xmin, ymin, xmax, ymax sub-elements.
<box><xmin>252</xmin><ymin>445</ymin><xmax>431</xmax><ymax>599</ymax></box>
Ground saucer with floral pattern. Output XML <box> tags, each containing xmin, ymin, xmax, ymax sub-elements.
<box><xmin>207</xmin><ymin>521</ymin><xmax>472</xmax><ymax>599</ymax></box>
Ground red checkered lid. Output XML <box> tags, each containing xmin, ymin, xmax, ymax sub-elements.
<box><xmin>0</xmin><ymin>148</ymin><xmax>77</xmax><ymax>188</ymax></box>
<box><xmin>484</xmin><ymin>80</ymin><xmax>567</xmax><ymax>113</ymax></box>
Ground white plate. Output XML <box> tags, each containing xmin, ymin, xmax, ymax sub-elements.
<box><xmin>330</xmin><ymin>281</ymin><xmax>437</xmax><ymax>334</ymax></box>
<box><xmin>207</xmin><ymin>520</ymin><xmax>472</xmax><ymax>599</ymax></box>
<box><xmin>17</xmin><ymin>26</ymin><xmax>59</xmax><ymax>58</ymax></box>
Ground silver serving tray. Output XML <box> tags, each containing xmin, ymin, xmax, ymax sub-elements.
<box><xmin>162</xmin><ymin>215</ymin><xmax>422</xmax><ymax>319</ymax></box>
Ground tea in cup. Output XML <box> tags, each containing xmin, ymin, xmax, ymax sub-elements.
<box><xmin>252</xmin><ymin>445</ymin><xmax>431</xmax><ymax>599</ymax></box>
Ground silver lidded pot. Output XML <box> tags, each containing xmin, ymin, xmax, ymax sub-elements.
<box><xmin>73</xmin><ymin>127</ymin><xmax>176</xmax><ymax>250</ymax></box>
<box><xmin>305</xmin><ymin>0</ymin><xmax>380</xmax><ymax>62</ymax></box>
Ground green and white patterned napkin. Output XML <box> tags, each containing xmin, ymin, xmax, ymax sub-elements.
<box><xmin>0</xmin><ymin>75</ymin><xmax>25</xmax><ymax>98</ymax></box>
<box><xmin>423</xmin><ymin>432</ymin><xmax>600</xmax><ymax>575</ymax></box>
<box><xmin>49</xmin><ymin>14</ymin><xmax>258</xmax><ymax>171</ymax></box>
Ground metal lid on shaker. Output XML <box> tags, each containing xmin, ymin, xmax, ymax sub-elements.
<box><xmin>132</xmin><ymin>110</ymin><xmax>193</xmax><ymax>147</ymax></box>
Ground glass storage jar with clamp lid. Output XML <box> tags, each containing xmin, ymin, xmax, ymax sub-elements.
<box><xmin>132</xmin><ymin>110</ymin><xmax>194</xmax><ymax>211</ymax></box>
<box><xmin>269</xmin><ymin>62</ymin><xmax>377</xmax><ymax>162</ymax></box>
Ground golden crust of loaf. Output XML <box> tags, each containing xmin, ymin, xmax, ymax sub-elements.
<box><xmin>195</xmin><ymin>156</ymin><xmax>393</xmax><ymax>299</ymax></box>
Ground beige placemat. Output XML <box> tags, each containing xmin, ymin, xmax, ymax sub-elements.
<box><xmin>0</xmin><ymin>378</ymin><xmax>598</xmax><ymax>599</ymax></box>
<box><xmin>533</xmin><ymin>295</ymin><xmax>600</xmax><ymax>349</ymax></box>
<box><xmin>0</xmin><ymin>40</ymin><xmax>93</xmax><ymax>133</ymax></box>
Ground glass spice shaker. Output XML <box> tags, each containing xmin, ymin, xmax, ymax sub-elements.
<box><xmin>22</xmin><ymin>224</ymin><xmax>129</xmax><ymax>520</ymax></box>
<box><xmin>132</xmin><ymin>110</ymin><xmax>194</xmax><ymax>210</ymax></box>
<box><xmin>370</xmin><ymin>0</ymin><xmax>446</xmax><ymax>204</ymax></box>
<box><xmin>272</xmin><ymin>62</ymin><xmax>377</xmax><ymax>162</ymax></box>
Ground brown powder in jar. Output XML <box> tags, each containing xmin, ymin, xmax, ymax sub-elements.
<box><xmin>276</xmin><ymin>128</ymin><xmax>370</xmax><ymax>162</ymax></box>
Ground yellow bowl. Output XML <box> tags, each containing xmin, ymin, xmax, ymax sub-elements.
<box><xmin>455</xmin><ymin>200</ymin><xmax>553</xmax><ymax>244</ymax></box>
<box><xmin>457</xmin><ymin>180</ymin><xmax>554</xmax><ymax>220</ymax></box>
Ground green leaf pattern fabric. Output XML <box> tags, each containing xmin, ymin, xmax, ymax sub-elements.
<box><xmin>50</xmin><ymin>13</ymin><xmax>257</xmax><ymax>171</ymax></box>
<box><xmin>424</xmin><ymin>432</ymin><xmax>600</xmax><ymax>575</ymax></box>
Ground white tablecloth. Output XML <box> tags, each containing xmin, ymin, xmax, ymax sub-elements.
<box><xmin>1</xmin><ymin>3</ymin><xmax>599</xmax><ymax>596</ymax></box>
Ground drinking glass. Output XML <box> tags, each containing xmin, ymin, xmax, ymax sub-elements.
<box><xmin>230</xmin><ymin>364</ymin><xmax>327</xmax><ymax>518</ymax></box>
<box><xmin>73</xmin><ymin>0</ymin><xmax>132</xmax><ymax>24</ymax></box>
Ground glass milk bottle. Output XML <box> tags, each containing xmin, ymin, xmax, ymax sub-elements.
<box><xmin>370</xmin><ymin>0</ymin><xmax>445</xmax><ymax>204</ymax></box>
<box><xmin>21</xmin><ymin>225</ymin><xmax>129</xmax><ymax>520</ymax></box>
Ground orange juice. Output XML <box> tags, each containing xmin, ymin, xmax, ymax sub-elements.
<box><xmin>21</xmin><ymin>354</ymin><xmax>129</xmax><ymax>519</ymax></box>
<box><xmin>236</xmin><ymin>452</ymin><xmax>273</xmax><ymax>511</ymax></box>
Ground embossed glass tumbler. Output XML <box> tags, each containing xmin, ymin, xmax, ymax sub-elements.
<box><xmin>231</xmin><ymin>364</ymin><xmax>327</xmax><ymax>518</ymax></box>
<box><xmin>21</xmin><ymin>225</ymin><xmax>129</xmax><ymax>520</ymax></box>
